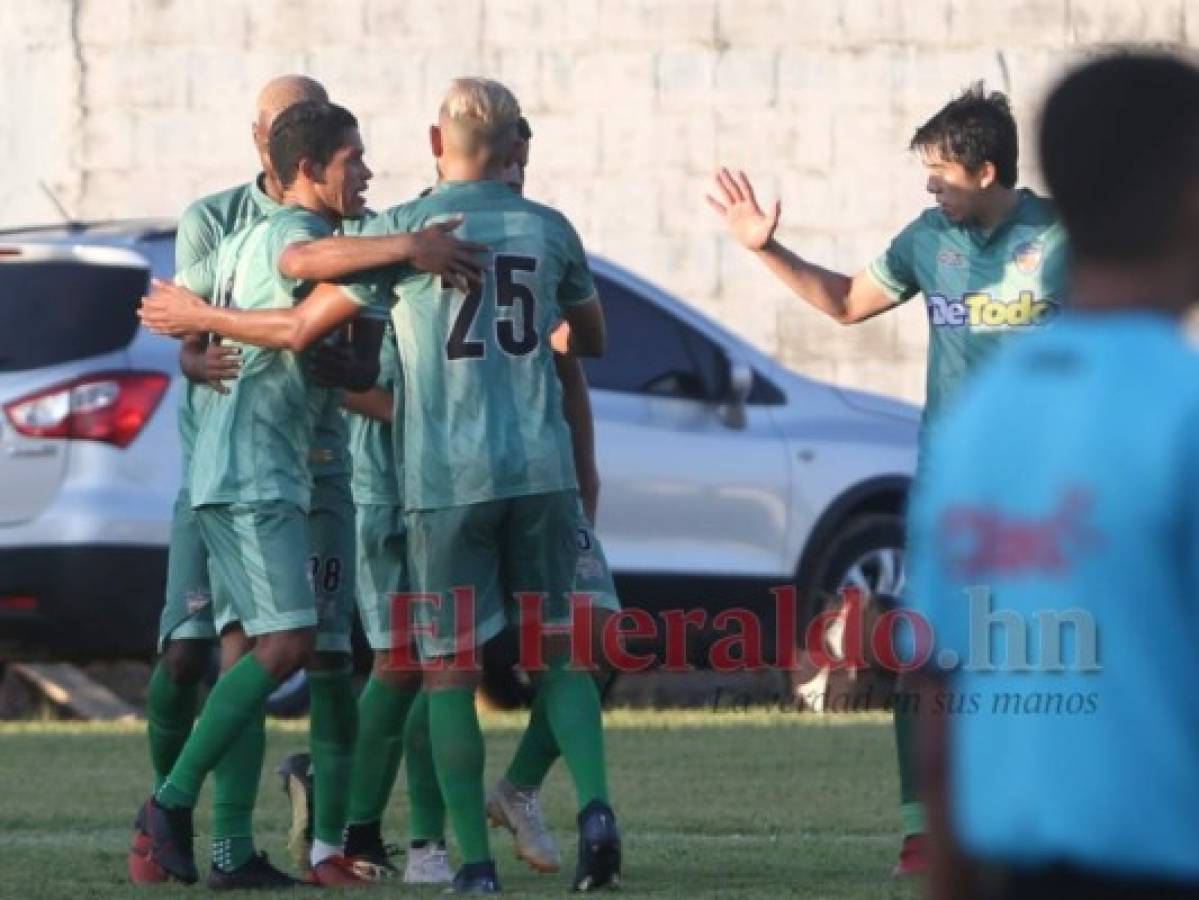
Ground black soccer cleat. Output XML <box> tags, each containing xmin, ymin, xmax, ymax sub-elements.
<box><xmin>343</xmin><ymin>820</ymin><xmax>400</xmax><ymax>880</ymax></box>
<box><xmin>139</xmin><ymin>796</ymin><xmax>198</xmax><ymax>884</ymax></box>
<box><xmin>572</xmin><ymin>800</ymin><xmax>621</xmax><ymax>892</ymax></box>
<box><xmin>208</xmin><ymin>851</ymin><xmax>300</xmax><ymax>891</ymax></box>
<box><xmin>449</xmin><ymin>860</ymin><xmax>502</xmax><ymax>894</ymax></box>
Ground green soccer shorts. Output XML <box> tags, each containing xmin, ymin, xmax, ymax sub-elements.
<box><xmin>405</xmin><ymin>490</ymin><xmax>581</xmax><ymax>660</ymax></box>
<box><xmin>571</xmin><ymin>497</ymin><xmax>621</xmax><ymax>615</ymax></box>
<box><xmin>306</xmin><ymin>475</ymin><xmax>358</xmax><ymax>655</ymax></box>
<box><xmin>195</xmin><ymin>499</ymin><xmax>317</xmax><ymax>639</ymax></box>
<box><xmin>355</xmin><ymin>502</ymin><xmax>408</xmax><ymax>651</ymax></box>
<box><xmin>157</xmin><ymin>488</ymin><xmax>219</xmax><ymax>650</ymax></box>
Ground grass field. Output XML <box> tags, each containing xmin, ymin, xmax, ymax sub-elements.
<box><xmin>0</xmin><ymin>710</ymin><xmax>923</xmax><ymax>899</ymax></box>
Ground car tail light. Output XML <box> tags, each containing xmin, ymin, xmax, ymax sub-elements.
<box><xmin>0</xmin><ymin>595</ymin><xmax>37</xmax><ymax>612</ymax></box>
<box><xmin>4</xmin><ymin>372</ymin><xmax>169</xmax><ymax>448</ymax></box>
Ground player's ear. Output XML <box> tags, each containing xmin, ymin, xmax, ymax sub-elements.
<box><xmin>298</xmin><ymin>156</ymin><xmax>325</xmax><ymax>184</ymax></box>
<box><xmin>978</xmin><ymin>160</ymin><xmax>998</xmax><ymax>190</ymax></box>
<box><xmin>430</xmin><ymin>124</ymin><xmax>444</xmax><ymax>159</ymax></box>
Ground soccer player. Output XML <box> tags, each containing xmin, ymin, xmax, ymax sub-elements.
<box><xmin>133</xmin><ymin>99</ymin><xmax>480</xmax><ymax>887</ymax></box>
<box><xmin>131</xmin><ymin>74</ymin><xmax>327</xmax><ymax>891</ymax></box>
<box><xmin>144</xmin><ymin>77</ymin><xmax>622</xmax><ymax>895</ymax></box>
<box><xmin>708</xmin><ymin>86</ymin><xmax>1068</xmax><ymax>875</ymax></box>
<box><xmin>908</xmin><ymin>51</ymin><xmax>1199</xmax><ymax>900</ymax></box>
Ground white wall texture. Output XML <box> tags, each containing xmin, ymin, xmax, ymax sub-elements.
<box><xmin>2</xmin><ymin>0</ymin><xmax>1195</xmax><ymax>404</ymax></box>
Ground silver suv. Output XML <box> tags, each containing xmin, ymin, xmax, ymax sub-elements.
<box><xmin>0</xmin><ymin>221</ymin><xmax>918</xmax><ymax>680</ymax></box>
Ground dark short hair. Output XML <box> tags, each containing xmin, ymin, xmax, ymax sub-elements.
<box><xmin>269</xmin><ymin>101</ymin><xmax>359</xmax><ymax>189</ymax></box>
<box><xmin>910</xmin><ymin>84</ymin><xmax>1018</xmax><ymax>188</ymax></box>
<box><xmin>1040</xmin><ymin>52</ymin><xmax>1199</xmax><ymax>264</ymax></box>
<box><xmin>517</xmin><ymin>116</ymin><xmax>532</xmax><ymax>141</ymax></box>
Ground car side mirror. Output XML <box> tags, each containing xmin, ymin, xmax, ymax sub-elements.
<box><xmin>720</xmin><ymin>358</ymin><xmax>753</xmax><ymax>429</ymax></box>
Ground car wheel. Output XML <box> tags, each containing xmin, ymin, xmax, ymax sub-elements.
<box><xmin>265</xmin><ymin>670</ymin><xmax>311</xmax><ymax>718</ymax></box>
<box><xmin>787</xmin><ymin>512</ymin><xmax>905</xmax><ymax>708</ymax></box>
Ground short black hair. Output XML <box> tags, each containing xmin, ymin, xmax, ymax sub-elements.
<box><xmin>910</xmin><ymin>84</ymin><xmax>1018</xmax><ymax>188</ymax></box>
<box><xmin>1040</xmin><ymin>52</ymin><xmax>1199</xmax><ymax>264</ymax></box>
<box><xmin>269</xmin><ymin>101</ymin><xmax>359</xmax><ymax>189</ymax></box>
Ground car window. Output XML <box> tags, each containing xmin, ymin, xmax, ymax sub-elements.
<box><xmin>583</xmin><ymin>275</ymin><xmax>726</xmax><ymax>400</ymax></box>
<box><xmin>135</xmin><ymin>234</ymin><xmax>177</xmax><ymax>280</ymax></box>
<box><xmin>0</xmin><ymin>259</ymin><xmax>147</xmax><ymax>372</ymax></box>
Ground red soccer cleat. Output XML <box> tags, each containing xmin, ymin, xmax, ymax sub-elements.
<box><xmin>892</xmin><ymin>833</ymin><xmax>929</xmax><ymax>877</ymax></box>
<box><xmin>127</xmin><ymin>805</ymin><xmax>168</xmax><ymax>883</ymax></box>
<box><xmin>306</xmin><ymin>854</ymin><xmax>375</xmax><ymax>887</ymax></box>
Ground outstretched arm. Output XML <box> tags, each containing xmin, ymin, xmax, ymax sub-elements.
<box><xmin>140</xmin><ymin>280</ymin><xmax>365</xmax><ymax>353</ymax></box>
<box><xmin>706</xmin><ymin>167</ymin><xmax>896</xmax><ymax>325</ymax></box>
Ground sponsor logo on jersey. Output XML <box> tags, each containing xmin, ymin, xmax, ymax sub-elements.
<box><xmin>939</xmin><ymin>487</ymin><xmax>1104</xmax><ymax>579</ymax></box>
<box><xmin>938</xmin><ymin>248</ymin><xmax>968</xmax><ymax>269</ymax></box>
<box><xmin>928</xmin><ymin>290</ymin><xmax>1060</xmax><ymax>330</ymax></box>
<box><xmin>1012</xmin><ymin>240</ymin><xmax>1044</xmax><ymax>274</ymax></box>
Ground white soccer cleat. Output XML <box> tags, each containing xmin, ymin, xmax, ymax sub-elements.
<box><xmin>402</xmin><ymin>842</ymin><xmax>453</xmax><ymax>884</ymax></box>
<box><xmin>486</xmin><ymin>777</ymin><xmax>562</xmax><ymax>873</ymax></box>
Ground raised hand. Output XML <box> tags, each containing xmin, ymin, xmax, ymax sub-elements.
<box><xmin>705</xmin><ymin>168</ymin><xmax>781</xmax><ymax>251</ymax></box>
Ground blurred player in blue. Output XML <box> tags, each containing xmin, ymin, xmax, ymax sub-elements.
<box><xmin>906</xmin><ymin>51</ymin><xmax>1199</xmax><ymax>900</ymax></box>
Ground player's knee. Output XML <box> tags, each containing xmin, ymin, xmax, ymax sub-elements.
<box><xmin>254</xmin><ymin>628</ymin><xmax>315</xmax><ymax>679</ymax></box>
<box><xmin>162</xmin><ymin>639</ymin><xmax>210</xmax><ymax>684</ymax></box>
<box><xmin>372</xmin><ymin>650</ymin><xmax>423</xmax><ymax>690</ymax></box>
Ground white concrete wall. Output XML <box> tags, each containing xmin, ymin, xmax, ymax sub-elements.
<box><xmin>2</xmin><ymin>0</ymin><xmax>1195</xmax><ymax>404</ymax></box>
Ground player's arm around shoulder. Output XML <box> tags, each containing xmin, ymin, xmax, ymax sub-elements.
<box><xmin>275</xmin><ymin>201</ymin><xmax>486</xmax><ymax>287</ymax></box>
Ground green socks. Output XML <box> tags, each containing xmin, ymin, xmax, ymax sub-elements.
<box><xmin>146</xmin><ymin>660</ymin><xmax>200</xmax><ymax>792</ymax></box>
<box><xmin>156</xmin><ymin>654</ymin><xmax>279</xmax><ymax>809</ymax></box>
<box><xmin>346</xmin><ymin>677</ymin><xmax>417</xmax><ymax>826</ymax></box>
<box><xmin>893</xmin><ymin>701</ymin><xmax>925</xmax><ymax>837</ymax></box>
<box><xmin>505</xmin><ymin>688</ymin><xmax>560</xmax><ymax>789</ymax></box>
<box><xmin>403</xmin><ymin>691</ymin><xmax>447</xmax><ymax>843</ymax></box>
<box><xmin>427</xmin><ymin>688</ymin><xmax>491</xmax><ymax>864</ymax></box>
<box><xmin>540</xmin><ymin>661</ymin><xmax>610</xmax><ymax>809</ymax></box>
<box><xmin>308</xmin><ymin>667</ymin><xmax>359</xmax><ymax>847</ymax></box>
<box><xmin>210</xmin><ymin>705</ymin><xmax>266</xmax><ymax>871</ymax></box>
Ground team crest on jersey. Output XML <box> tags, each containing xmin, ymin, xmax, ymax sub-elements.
<box><xmin>928</xmin><ymin>290</ymin><xmax>1061</xmax><ymax>330</ymax></box>
<box><xmin>1012</xmin><ymin>240</ymin><xmax>1044</xmax><ymax>274</ymax></box>
<box><xmin>937</xmin><ymin>249</ymin><xmax>967</xmax><ymax>269</ymax></box>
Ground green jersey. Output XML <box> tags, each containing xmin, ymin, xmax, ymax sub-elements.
<box><xmin>174</xmin><ymin>177</ymin><xmax>280</xmax><ymax>475</ymax></box>
<box><xmin>868</xmin><ymin>189</ymin><xmax>1068</xmax><ymax>435</ymax></box>
<box><xmin>188</xmin><ymin>206</ymin><xmax>369</xmax><ymax>509</ymax></box>
<box><xmin>348</xmin><ymin>319</ymin><xmax>403</xmax><ymax>506</ymax></box>
<box><xmin>367</xmin><ymin>180</ymin><xmax>597</xmax><ymax>511</ymax></box>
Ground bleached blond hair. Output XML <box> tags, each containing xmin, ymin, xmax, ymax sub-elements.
<box><xmin>438</xmin><ymin>77</ymin><xmax>522</xmax><ymax>157</ymax></box>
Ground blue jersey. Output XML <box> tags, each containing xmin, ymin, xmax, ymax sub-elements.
<box><xmin>906</xmin><ymin>312</ymin><xmax>1199</xmax><ymax>881</ymax></box>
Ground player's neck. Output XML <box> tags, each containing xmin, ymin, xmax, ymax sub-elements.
<box><xmin>283</xmin><ymin>183</ymin><xmax>340</xmax><ymax>225</ymax></box>
<box><xmin>972</xmin><ymin>186</ymin><xmax>1020</xmax><ymax>230</ymax></box>
<box><xmin>1069</xmin><ymin>257</ymin><xmax>1195</xmax><ymax>317</ymax></box>
<box><xmin>438</xmin><ymin>158</ymin><xmax>507</xmax><ymax>184</ymax></box>
<box><xmin>260</xmin><ymin>170</ymin><xmax>286</xmax><ymax>205</ymax></box>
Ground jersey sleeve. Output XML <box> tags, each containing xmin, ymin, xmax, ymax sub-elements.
<box><xmin>266</xmin><ymin>209</ymin><xmax>336</xmax><ymax>301</ymax></box>
<box><xmin>867</xmin><ymin>217</ymin><xmax>922</xmax><ymax>303</ymax></box>
<box><xmin>556</xmin><ymin>215</ymin><xmax>598</xmax><ymax>309</ymax></box>
<box><xmin>174</xmin><ymin>249</ymin><xmax>218</xmax><ymax>300</ymax></box>
<box><xmin>175</xmin><ymin>201</ymin><xmax>220</xmax><ymax>274</ymax></box>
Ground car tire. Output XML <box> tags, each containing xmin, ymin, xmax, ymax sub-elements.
<box><xmin>786</xmin><ymin>512</ymin><xmax>905</xmax><ymax>707</ymax></box>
